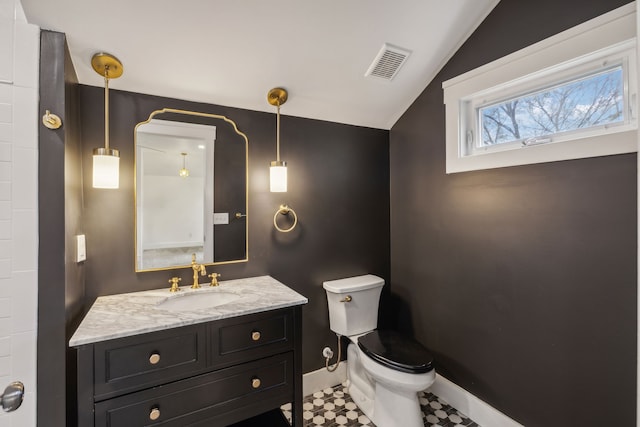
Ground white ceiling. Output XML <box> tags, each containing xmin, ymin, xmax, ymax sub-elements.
<box><xmin>21</xmin><ymin>0</ymin><xmax>499</xmax><ymax>130</ymax></box>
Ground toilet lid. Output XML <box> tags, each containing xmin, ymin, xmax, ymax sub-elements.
<box><xmin>357</xmin><ymin>330</ymin><xmax>434</xmax><ymax>374</ymax></box>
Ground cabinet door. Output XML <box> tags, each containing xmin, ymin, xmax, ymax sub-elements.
<box><xmin>210</xmin><ymin>308</ymin><xmax>294</xmax><ymax>368</ymax></box>
<box><xmin>94</xmin><ymin>353</ymin><xmax>294</xmax><ymax>427</ymax></box>
<box><xmin>94</xmin><ymin>324</ymin><xmax>207</xmax><ymax>400</ymax></box>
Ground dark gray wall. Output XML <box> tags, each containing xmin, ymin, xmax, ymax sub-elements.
<box><xmin>38</xmin><ymin>31</ymin><xmax>84</xmax><ymax>427</ymax></box>
<box><xmin>78</xmin><ymin>86</ymin><xmax>390</xmax><ymax>373</ymax></box>
<box><xmin>389</xmin><ymin>1</ymin><xmax>636</xmax><ymax>426</ymax></box>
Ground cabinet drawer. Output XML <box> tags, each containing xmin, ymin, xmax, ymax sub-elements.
<box><xmin>211</xmin><ymin>308</ymin><xmax>293</xmax><ymax>367</ymax></box>
<box><xmin>94</xmin><ymin>324</ymin><xmax>207</xmax><ymax>400</ymax></box>
<box><xmin>95</xmin><ymin>352</ymin><xmax>294</xmax><ymax>427</ymax></box>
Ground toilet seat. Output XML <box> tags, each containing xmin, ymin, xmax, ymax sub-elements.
<box><xmin>357</xmin><ymin>330</ymin><xmax>434</xmax><ymax>374</ymax></box>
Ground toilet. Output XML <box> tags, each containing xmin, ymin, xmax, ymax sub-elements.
<box><xmin>323</xmin><ymin>274</ymin><xmax>435</xmax><ymax>427</ymax></box>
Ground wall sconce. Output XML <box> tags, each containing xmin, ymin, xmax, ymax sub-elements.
<box><xmin>91</xmin><ymin>53</ymin><xmax>123</xmax><ymax>189</ymax></box>
<box><xmin>267</xmin><ymin>88</ymin><xmax>288</xmax><ymax>192</ymax></box>
<box><xmin>179</xmin><ymin>152</ymin><xmax>190</xmax><ymax>178</ymax></box>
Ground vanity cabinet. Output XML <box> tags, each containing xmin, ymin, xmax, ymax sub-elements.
<box><xmin>75</xmin><ymin>306</ymin><xmax>303</xmax><ymax>427</ymax></box>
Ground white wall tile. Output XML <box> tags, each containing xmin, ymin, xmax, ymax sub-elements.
<box><xmin>0</xmin><ymin>104</ymin><xmax>11</xmax><ymax>124</ymax></box>
<box><xmin>10</xmin><ymin>332</ymin><xmax>34</xmax><ymax>389</ymax></box>
<box><xmin>0</xmin><ymin>18</ymin><xmax>13</xmax><ymax>83</ymax></box>
<box><xmin>0</xmin><ymin>279</ymin><xmax>11</xmax><ymax>298</ymax></box>
<box><xmin>0</xmin><ymin>124</ymin><xmax>10</xmax><ymax>143</ymax></box>
<box><xmin>0</xmin><ymin>0</ymin><xmax>13</xmax><ymax>18</ymax></box>
<box><xmin>0</xmin><ymin>162</ymin><xmax>11</xmax><ymax>181</ymax></box>
<box><xmin>0</xmin><ymin>183</ymin><xmax>9</xmax><ymax>200</ymax></box>
<box><xmin>10</xmin><ymin>271</ymin><xmax>35</xmax><ymax>333</ymax></box>
<box><xmin>8</xmin><ymin>390</ymin><xmax>34</xmax><ymax>427</ymax></box>
<box><xmin>0</xmin><ymin>241</ymin><xmax>10</xmax><ymax>258</ymax></box>
<box><xmin>0</xmin><ymin>414</ymin><xmax>9</xmax><ymax>427</ymax></box>
<box><xmin>11</xmin><ymin>87</ymin><xmax>36</xmax><ymax>148</ymax></box>
<box><xmin>0</xmin><ymin>221</ymin><xmax>10</xmax><ymax>240</ymax></box>
<box><xmin>0</xmin><ymin>318</ymin><xmax>9</xmax><ymax>336</ymax></box>
<box><xmin>0</xmin><ymin>143</ymin><xmax>11</xmax><ymax>161</ymax></box>
<box><xmin>11</xmin><ymin>148</ymin><xmax>34</xmax><ymax>209</ymax></box>
<box><xmin>0</xmin><ymin>298</ymin><xmax>9</xmax><ymax>317</ymax></box>
<box><xmin>0</xmin><ymin>202</ymin><xmax>10</xmax><ymax>220</ymax></box>
<box><xmin>0</xmin><ymin>356</ymin><xmax>10</xmax><ymax>377</ymax></box>
<box><xmin>0</xmin><ymin>336</ymin><xmax>9</xmax><ymax>356</ymax></box>
<box><xmin>12</xmin><ymin>22</ymin><xmax>38</xmax><ymax>89</ymax></box>
<box><xmin>0</xmin><ymin>85</ymin><xmax>10</xmax><ymax>104</ymax></box>
<box><xmin>11</xmin><ymin>210</ymin><xmax>35</xmax><ymax>271</ymax></box>
<box><xmin>0</xmin><ymin>260</ymin><xmax>10</xmax><ymax>279</ymax></box>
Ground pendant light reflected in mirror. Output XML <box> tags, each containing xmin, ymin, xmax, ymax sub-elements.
<box><xmin>91</xmin><ymin>52</ymin><xmax>123</xmax><ymax>189</ymax></box>
<box><xmin>179</xmin><ymin>152</ymin><xmax>190</xmax><ymax>178</ymax></box>
<box><xmin>267</xmin><ymin>88</ymin><xmax>288</xmax><ymax>192</ymax></box>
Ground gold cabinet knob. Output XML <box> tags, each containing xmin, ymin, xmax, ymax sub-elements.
<box><xmin>149</xmin><ymin>353</ymin><xmax>161</xmax><ymax>365</ymax></box>
<box><xmin>251</xmin><ymin>331</ymin><xmax>261</xmax><ymax>341</ymax></box>
<box><xmin>251</xmin><ymin>377</ymin><xmax>261</xmax><ymax>389</ymax></box>
<box><xmin>149</xmin><ymin>407</ymin><xmax>160</xmax><ymax>421</ymax></box>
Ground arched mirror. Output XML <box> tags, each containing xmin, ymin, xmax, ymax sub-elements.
<box><xmin>134</xmin><ymin>108</ymin><xmax>248</xmax><ymax>272</ymax></box>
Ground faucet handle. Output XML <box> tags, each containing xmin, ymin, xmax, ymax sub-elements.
<box><xmin>208</xmin><ymin>273</ymin><xmax>221</xmax><ymax>286</ymax></box>
<box><xmin>168</xmin><ymin>277</ymin><xmax>181</xmax><ymax>292</ymax></box>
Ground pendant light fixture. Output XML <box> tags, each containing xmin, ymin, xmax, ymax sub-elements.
<box><xmin>179</xmin><ymin>152</ymin><xmax>190</xmax><ymax>178</ymax></box>
<box><xmin>267</xmin><ymin>88</ymin><xmax>288</xmax><ymax>192</ymax></box>
<box><xmin>91</xmin><ymin>53</ymin><xmax>123</xmax><ymax>189</ymax></box>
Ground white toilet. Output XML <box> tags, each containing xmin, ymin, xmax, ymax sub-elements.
<box><xmin>323</xmin><ymin>274</ymin><xmax>435</xmax><ymax>427</ymax></box>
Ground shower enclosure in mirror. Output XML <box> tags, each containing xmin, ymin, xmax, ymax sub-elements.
<box><xmin>134</xmin><ymin>109</ymin><xmax>248</xmax><ymax>271</ymax></box>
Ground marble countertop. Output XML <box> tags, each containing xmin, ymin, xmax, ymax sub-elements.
<box><xmin>69</xmin><ymin>275</ymin><xmax>308</xmax><ymax>347</ymax></box>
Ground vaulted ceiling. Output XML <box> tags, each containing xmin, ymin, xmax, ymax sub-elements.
<box><xmin>21</xmin><ymin>0</ymin><xmax>499</xmax><ymax>129</ymax></box>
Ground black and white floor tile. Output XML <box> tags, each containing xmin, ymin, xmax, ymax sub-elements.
<box><xmin>281</xmin><ymin>383</ymin><xmax>480</xmax><ymax>427</ymax></box>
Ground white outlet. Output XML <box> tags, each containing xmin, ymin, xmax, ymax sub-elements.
<box><xmin>76</xmin><ymin>234</ymin><xmax>86</xmax><ymax>262</ymax></box>
<box><xmin>213</xmin><ymin>213</ymin><xmax>229</xmax><ymax>225</ymax></box>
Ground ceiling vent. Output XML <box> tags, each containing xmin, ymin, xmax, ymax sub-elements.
<box><xmin>365</xmin><ymin>43</ymin><xmax>411</xmax><ymax>81</ymax></box>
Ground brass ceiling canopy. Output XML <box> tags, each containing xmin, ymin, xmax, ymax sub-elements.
<box><xmin>91</xmin><ymin>53</ymin><xmax>124</xmax><ymax>79</ymax></box>
<box><xmin>267</xmin><ymin>88</ymin><xmax>288</xmax><ymax>107</ymax></box>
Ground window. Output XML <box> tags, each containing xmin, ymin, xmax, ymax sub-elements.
<box><xmin>443</xmin><ymin>3</ymin><xmax>637</xmax><ymax>173</ymax></box>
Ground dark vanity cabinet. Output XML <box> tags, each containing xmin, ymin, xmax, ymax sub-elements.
<box><xmin>75</xmin><ymin>306</ymin><xmax>303</xmax><ymax>427</ymax></box>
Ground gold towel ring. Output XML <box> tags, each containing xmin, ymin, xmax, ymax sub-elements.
<box><xmin>274</xmin><ymin>205</ymin><xmax>298</xmax><ymax>233</ymax></box>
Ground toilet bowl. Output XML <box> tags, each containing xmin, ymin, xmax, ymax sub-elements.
<box><xmin>323</xmin><ymin>275</ymin><xmax>435</xmax><ymax>427</ymax></box>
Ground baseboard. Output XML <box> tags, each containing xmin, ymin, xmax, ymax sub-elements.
<box><xmin>429</xmin><ymin>374</ymin><xmax>524</xmax><ymax>427</ymax></box>
<box><xmin>303</xmin><ymin>361</ymin><xmax>348</xmax><ymax>396</ymax></box>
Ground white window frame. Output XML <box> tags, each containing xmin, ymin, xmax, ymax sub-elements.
<box><xmin>443</xmin><ymin>3</ymin><xmax>637</xmax><ymax>174</ymax></box>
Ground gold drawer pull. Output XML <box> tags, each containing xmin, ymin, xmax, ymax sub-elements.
<box><xmin>149</xmin><ymin>353</ymin><xmax>161</xmax><ymax>365</ymax></box>
<box><xmin>251</xmin><ymin>331</ymin><xmax>261</xmax><ymax>341</ymax></box>
<box><xmin>251</xmin><ymin>377</ymin><xmax>261</xmax><ymax>389</ymax></box>
<box><xmin>149</xmin><ymin>407</ymin><xmax>160</xmax><ymax>421</ymax></box>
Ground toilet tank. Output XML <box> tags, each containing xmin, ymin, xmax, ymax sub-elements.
<box><xmin>323</xmin><ymin>274</ymin><xmax>384</xmax><ymax>337</ymax></box>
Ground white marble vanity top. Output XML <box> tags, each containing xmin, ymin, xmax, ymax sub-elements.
<box><xmin>69</xmin><ymin>275</ymin><xmax>308</xmax><ymax>347</ymax></box>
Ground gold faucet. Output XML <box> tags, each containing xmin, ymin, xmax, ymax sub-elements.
<box><xmin>191</xmin><ymin>253</ymin><xmax>207</xmax><ymax>289</ymax></box>
<box><xmin>208</xmin><ymin>272</ymin><xmax>221</xmax><ymax>287</ymax></box>
<box><xmin>168</xmin><ymin>277</ymin><xmax>182</xmax><ymax>292</ymax></box>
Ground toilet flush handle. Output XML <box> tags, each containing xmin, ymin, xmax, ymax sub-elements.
<box><xmin>340</xmin><ymin>295</ymin><xmax>352</xmax><ymax>303</ymax></box>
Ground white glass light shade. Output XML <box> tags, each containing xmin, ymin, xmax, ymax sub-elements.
<box><xmin>93</xmin><ymin>149</ymin><xmax>120</xmax><ymax>189</ymax></box>
<box><xmin>270</xmin><ymin>161</ymin><xmax>287</xmax><ymax>192</ymax></box>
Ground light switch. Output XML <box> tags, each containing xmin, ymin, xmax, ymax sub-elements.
<box><xmin>213</xmin><ymin>213</ymin><xmax>229</xmax><ymax>225</ymax></box>
<box><xmin>76</xmin><ymin>234</ymin><xmax>86</xmax><ymax>262</ymax></box>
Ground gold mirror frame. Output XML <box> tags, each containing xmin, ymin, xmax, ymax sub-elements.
<box><xmin>134</xmin><ymin>108</ymin><xmax>249</xmax><ymax>272</ymax></box>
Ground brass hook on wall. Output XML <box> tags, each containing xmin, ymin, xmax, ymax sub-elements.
<box><xmin>273</xmin><ymin>204</ymin><xmax>298</xmax><ymax>233</ymax></box>
<box><xmin>42</xmin><ymin>110</ymin><xmax>62</xmax><ymax>129</ymax></box>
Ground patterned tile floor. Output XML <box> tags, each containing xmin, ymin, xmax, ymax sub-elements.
<box><xmin>281</xmin><ymin>383</ymin><xmax>479</xmax><ymax>427</ymax></box>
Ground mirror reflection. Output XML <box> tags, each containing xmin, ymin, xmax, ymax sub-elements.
<box><xmin>135</xmin><ymin>109</ymin><xmax>248</xmax><ymax>272</ymax></box>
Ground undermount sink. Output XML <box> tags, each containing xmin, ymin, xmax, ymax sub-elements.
<box><xmin>157</xmin><ymin>291</ymin><xmax>243</xmax><ymax>312</ymax></box>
